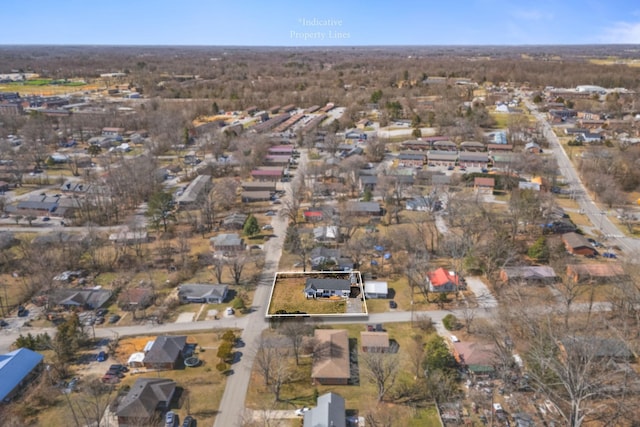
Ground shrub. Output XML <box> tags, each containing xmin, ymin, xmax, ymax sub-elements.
<box><xmin>442</xmin><ymin>314</ymin><xmax>461</xmax><ymax>331</ymax></box>
<box><xmin>231</xmin><ymin>296</ymin><xmax>246</xmax><ymax>311</ymax></box>
<box><xmin>222</xmin><ymin>330</ymin><xmax>236</xmax><ymax>343</ymax></box>
<box><xmin>216</xmin><ymin>362</ymin><xmax>228</xmax><ymax>372</ymax></box>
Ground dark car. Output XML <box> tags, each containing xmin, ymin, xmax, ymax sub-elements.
<box><xmin>95</xmin><ymin>316</ymin><xmax>105</xmax><ymax>325</ymax></box>
<box><xmin>108</xmin><ymin>314</ymin><xmax>121</xmax><ymax>324</ymax></box>
<box><xmin>109</xmin><ymin>364</ymin><xmax>129</xmax><ymax>373</ymax></box>
<box><xmin>0</xmin><ymin>319</ymin><xmax>8</xmax><ymax>328</ymax></box>
<box><xmin>389</xmin><ymin>300</ymin><xmax>397</xmax><ymax>309</ymax></box>
<box><xmin>97</xmin><ymin>351</ymin><xmax>107</xmax><ymax>362</ymax></box>
<box><xmin>96</xmin><ymin>308</ymin><xmax>109</xmax><ymax>317</ymax></box>
<box><xmin>603</xmin><ymin>252</ymin><xmax>618</xmax><ymax>259</ymax></box>
<box><xmin>182</xmin><ymin>415</ymin><xmax>195</xmax><ymax>427</ymax></box>
<box><xmin>17</xmin><ymin>306</ymin><xmax>28</xmax><ymax>317</ymax></box>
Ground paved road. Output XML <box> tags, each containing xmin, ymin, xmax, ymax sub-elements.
<box><xmin>523</xmin><ymin>96</ymin><xmax>640</xmax><ymax>259</ymax></box>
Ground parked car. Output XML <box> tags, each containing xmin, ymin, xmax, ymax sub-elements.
<box><xmin>295</xmin><ymin>407</ymin><xmax>310</xmax><ymax>416</ymax></box>
<box><xmin>97</xmin><ymin>351</ymin><xmax>107</xmax><ymax>362</ymax></box>
<box><xmin>603</xmin><ymin>252</ymin><xmax>617</xmax><ymax>259</ymax></box>
<box><xmin>389</xmin><ymin>300</ymin><xmax>397</xmax><ymax>309</ymax></box>
<box><xmin>265</xmin><ymin>210</ymin><xmax>276</xmax><ymax>216</ymax></box>
<box><xmin>182</xmin><ymin>415</ymin><xmax>195</xmax><ymax>427</ymax></box>
<box><xmin>95</xmin><ymin>316</ymin><xmax>105</xmax><ymax>325</ymax></box>
<box><xmin>262</xmin><ymin>224</ymin><xmax>273</xmax><ymax>231</ymax></box>
<box><xmin>17</xmin><ymin>306</ymin><xmax>28</xmax><ymax>317</ymax></box>
<box><xmin>96</xmin><ymin>308</ymin><xmax>109</xmax><ymax>317</ymax></box>
<box><xmin>108</xmin><ymin>314</ymin><xmax>121</xmax><ymax>324</ymax></box>
<box><xmin>166</xmin><ymin>411</ymin><xmax>178</xmax><ymax>427</ymax></box>
<box><xmin>63</xmin><ymin>377</ymin><xmax>79</xmax><ymax>394</ymax></box>
<box><xmin>0</xmin><ymin>319</ymin><xmax>8</xmax><ymax>328</ymax></box>
<box><xmin>109</xmin><ymin>364</ymin><xmax>129</xmax><ymax>373</ymax></box>
<box><xmin>101</xmin><ymin>373</ymin><xmax>119</xmax><ymax>384</ymax></box>
<box><xmin>42</xmin><ymin>216</ymin><xmax>50</xmax><ymax>222</ymax></box>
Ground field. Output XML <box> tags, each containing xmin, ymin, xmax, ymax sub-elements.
<box><xmin>0</xmin><ymin>81</ymin><xmax>101</xmax><ymax>96</ymax></box>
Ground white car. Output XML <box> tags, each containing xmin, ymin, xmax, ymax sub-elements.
<box><xmin>295</xmin><ymin>407</ymin><xmax>310</xmax><ymax>416</ymax></box>
<box><xmin>262</xmin><ymin>224</ymin><xmax>274</xmax><ymax>230</ymax></box>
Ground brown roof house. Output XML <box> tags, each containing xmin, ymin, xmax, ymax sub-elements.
<box><xmin>562</xmin><ymin>232</ymin><xmax>597</xmax><ymax>256</ymax></box>
<box><xmin>360</xmin><ymin>331</ymin><xmax>390</xmax><ymax>353</ymax></box>
<box><xmin>312</xmin><ymin>329</ymin><xmax>351</xmax><ymax>385</ymax></box>
<box><xmin>143</xmin><ymin>336</ymin><xmax>187</xmax><ymax>370</ymax></box>
<box><xmin>499</xmin><ymin>266</ymin><xmax>557</xmax><ymax>285</ymax></box>
<box><xmin>474</xmin><ymin>177</ymin><xmax>495</xmax><ymax>192</ymax></box>
<box><xmin>116</xmin><ymin>377</ymin><xmax>176</xmax><ymax>427</ymax></box>
<box><xmin>452</xmin><ymin>341</ymin><xmax>497</xmax><ymax>376</ymax></box>
<box><xmin>566</xmin><ymin>263</ymin><xmax>628</xmax><ymax>283</ymax></box>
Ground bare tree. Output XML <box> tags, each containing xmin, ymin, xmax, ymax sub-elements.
<box><xmin>254</xmin><ymin>336</ymin><xmax>292</xmax><ymax>402</ymax></box>
<box><xmin>360</xmin><ymin>350</ymin><xmax>399</xmax><ymax>402</ymax></box>
<box><xmin>278</xmin><ymin>320</ymin><xmax>313</xmax><ymax>365</ymax></box>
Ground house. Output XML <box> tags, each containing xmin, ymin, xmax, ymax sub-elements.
<box><xmin>108</xmin><ymin>230</ymin><xmax>149</xmax><ymax>245</ymax></box>
<box><xmin>116</xmin><ymin>378</ymin><xmax>176</xmax><ymax>427</ymax></box>
<box><xmin>518</xmin><ymin>181</ymin><xmax>541</xmax><ymax>191</ymax></box>
<box><xmin>143</xmin><ymin>336</ymin><xmax>187</xmax><ymax>370</ymax></box>
<box><xmin>264</xmin><ymin>154</ymin><xmax>291</xmax><ymax>166</ymax></box>
<box><xmin>210</xmin><ymin>233</ymin><xmax>245</xmax><ymax>253</ymax></box>
<box><xmin>241</xmin><ymin>191</ymin><xmax>271</xmax><ymax>202</ymax></box>
<box><xmin>452</xmin><ymin>341</ymin><xmax>496</xmax><ymax>375</ymax></box>
<box><xmin>360</xmin><ymin>331</ymin><xmax>390</xmax><ymax>353</ymax></box>
<box><xmin>397</xmin><ymin>152</ymin><xmax>427</xmax><ymax>168</ymax></box>
<box><xmin>310</xmin><ymin>247</ymin><xmax>354</xmax><ymax>271</ymax></box>
<box><xmin>221</xmin><ymin>212</ymin><xmax>248</xmax><ymax>230</ymax></box>
<box><xmin>427</xmin><ymin>150</ymin><xmax>458</xmax><ymax>167</ymax></box>
<box><xmin>268</xmin><ymin>145</ymin><xmax>295</xmax><ymax>155</ymax></box>
<box><xmin>487</xmin><ymin>143</ymin><xmax>513</xmax><ymax>152</ymax></box>
<box><xmin>562</xmin><ymin>232</ymin><xmax>597</xmax><ymax>256</ymax></box>
<box><xmin>405</xmin><ymin>196</ymin><xmax>441</xmax><ymax>212</ymax></box>
<box><xmin>433</xmin><ymin>140</ymin><xmax>457</xmax><ymax>151</ymax></box>
<box><xmin>0</xmin><ymin>348</ymin><xmax>44</xmax><ymax>402</ymax></box>
<box><xmin>499</xmin><ymin>266</ymin><xmax>557</xmax><ymax>285</ymax></box>
<box><xmin>303</xmin><ymin>392</ymin><xmax>346</xmax><ymax>427</ymax></box>
<box><xmin>474</xmin><ymin>177</ymin><xmax>495</xmax><ymax>192</ymax></box>
<box><xmin>178</xmin><ymin>284</ymin><xmax>229</xmax><ymax>304</ymax></box>
<box><xmin>241</xmin><ymin>181</ymin><xmax>276</xmax><ymax>193</ymax></box>
<box><xmin>304</xmin><ymin>278</ymin><xmax>351</xmax><ymax>299</ymax></box>
<box><xmin>566</xmin><ymin>263</ymin><xmax>627</xmax><ymax>283</ymax></box>
<box><xmin>313</xmin><ymin>226</ymin><xmax>339</xmax><ymax>242</ymax></box>
<box><xmin>50</xmin><ymin>289</ymin><xmax>112</xmax><ymax>310</ymax></box>
<box><xmin>524</xmin><ymin>142</ymin><xmax>542</xmax><ymax>153</ymax></box>
<box><xmin>345</xmin><ymin>201</ymin><xmax>382</xmax><ymax>216</ymax></box>
<box><xmin>459</xmin><ymin>140</ymin><xmax>486</xmax><ymax>152</ymax></box>
<box><xmin>250</xmin><ymin>168</ymin><xmax>284</xmax><ymax>182</ymax></box>
<box><xmin>304</xmin><ymin>207</ymin><xmax>334</xmax><ymax>222</ymax></box>
<box><xmin>491</xmin><ymin>153</ymin><xmax>517</xmax><ymax>170</ymax></box>
<box><xmin>401</xmin><ymin>139</ymin><xmax>431</xmax><ymax>151</ymax></box>
<box><xmin>312</xmin><ymin>329</ymin><xmax>351</xmax><ymax>385</ymax></box>
<box><xmin>118</xmin><ymin>287</ymin><xmax>155</xmax><ymax>311</ymax></box>
<box><xmin>176</xmin><ymin>175</ymin><xmax>212</xmax><ymax>208</ymax></box>
<box><xmin>427</xmin><ymin>268</ymin><xmax>461</xmax><ymax>293</ymax></box>
<box><xmin>576</xmin><ymin>132</ymin><xmax>603</xmax><ymax>143</ymax></box>
<box><xmin>358</xmin><ymin>175</ymin><xmax>378</xmax><ymax>192</ymax></box>
<box><xmin>364</xmin><ymin>280</ymin><xmax>388</xmax><ymax>299</ymax></box>
<box><xmin>559</xmin><ymin>336</ymin><xmax>633</xmax><ymax>362</ymax></box>
<box><xmin>460</xmin><ymin>152</ymin><xmax>489</xmax><ymax>168</ymax></box>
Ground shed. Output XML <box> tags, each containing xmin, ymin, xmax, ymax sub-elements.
<box><xmin>364</xmin><ymin>281</ymin><xmax>388</xmax><ymax>299</ymax></box>
<box><xmin>127</xmin><ymin>352</ymin><xmax>145</xmax><ymax>368</ymax></box>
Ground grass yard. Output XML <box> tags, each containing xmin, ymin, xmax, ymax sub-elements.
<box><xmin>268</xmin><ymin>276</ymin><xmax>346</xmax><ymax>315</ymax></box>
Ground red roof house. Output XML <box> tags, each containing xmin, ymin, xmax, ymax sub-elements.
<box><xmin>427</xmin><ymin>268</ymin><xmax>461</xmax><ymax>293</ymax></box>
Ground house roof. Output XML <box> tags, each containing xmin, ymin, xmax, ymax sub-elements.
<box><xmin>427</xmin><ymin>150</ymin><xmax>458</xmax><ymax>161</ymax></box>
<box><xmin>566</xmin><ymin>263</ymin><xmax>626</xmax><ymax>279</ymax></box>
<box><xmin>560</xmin><ymin>336</ymin><xmax>633</xmax><ymax>360</ymax></box>
<box><xmin>178</xmin><ymin>284</ymin><xmax>229</xmax><ymax>300</ymax></box>
<box><xmin>143</xmin><ymin>336</ymin><xmax>186</xmax><ymax>365</ymax></box>
<box><xmin>312</xmin><ymin>329</ymin><xmax>350</xmax><ymax>380</ymax></box>
<box><xmin>364</xmin><ymin>281</ymin><xmax>388</xmax><ymax>295</ymax></box>
<box><xmin>210</xmin><ymin>233</ymin><xmax>244</xmax><ymax>248</ymax></box>
<box><xmin>176</xmin><ymin>174</ymin><xmax>211</xmax><ymax>204</ymax></box>
<box><xmin>501</xmin><ymin>266</ymin><xmax>556</xmax><ymax>281</ymax></box>
<box><xmin>427</xmin><ymin>268</ymin><xmax>460</xmax><ymax>287</ymax></box>
<box><xmin>222</xmin><ymin>212</ymin><xmax>248</xmax><ymax>227</ymax></box>
<box><xmin>360</xmin><ymin>331</ymin><xmax>390</xmax><ymax>349</ymax></box>
<box><xmin>118</xmin><ymin>287</ymin><xmax>154</xmax><ymax>307</ymax></box>
<box><xmin>562</xmin><ymin>232</ymin><xmax>593</xmax><ymax>250</ymax></box>
<box><xmin>474</xmin><ymin>177</ymin><xmax>495</xmax><ymax>187</ymax></box>
<box><xmin>51</xmin><ymin>289</ymin><xmax>112</xmax><ymax>309</ymax></box>
<box><xmin>251</xmin><ymin>169</ymin><xmax>283</xmax><ymax>176</ymax></box>
<box><xmin>305</xmin><ymin>278</ymin><xmax>351</xmax><ymax>292</ymax></box>
<box><xmin>346</xmin><ymin>201</ymin><xmax>380</xmax><ymax>213</ymax></box>
<box><xmin>453</xmin><ymin>341</ymin><xmax>496</xmax><ymax>367</ymax></box>
<box><xmin>0</xmin><ymin>348</ymin><xmax>44</xmax><ymax>401</ymax></box>
<box><xmin>303</xmin><ymin>392</ymin><xmax>346</xmax><ymax>427</ymax></box>
<box><xmin>116</xmin><ymin>378</ymin><xmax>176</xmax><ymax>418</ymax></box>
<box><xmin>459</xmin><ymin>152</ymin><xmax>489</xmax><ymax>162</ymax></box>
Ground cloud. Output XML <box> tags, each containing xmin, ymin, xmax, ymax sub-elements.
<box><xmin>600</xmin><ymin>21</ymin><xmax>640</xmax><ymax>43</ymax></box>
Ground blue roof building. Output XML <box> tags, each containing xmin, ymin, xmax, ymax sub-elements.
<box><xmin>0</xmin><ymin>348</ymin><xmax>44</xmax><ymax>402</ymax></box>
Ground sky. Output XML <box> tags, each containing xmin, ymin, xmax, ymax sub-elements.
<box><xmin>2</xmin><ymin>0</ymin><xmax>640</xmax><ymax>46</ymax></box>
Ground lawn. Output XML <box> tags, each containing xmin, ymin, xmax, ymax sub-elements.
<box><xmin>268</xmin><ymin>276</ymin><xmax>346</xmax><ymax>315</ymax></box>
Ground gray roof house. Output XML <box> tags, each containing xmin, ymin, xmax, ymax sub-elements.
<box><xmin>310</xmin><ymin>247</ymin><xmax>354</xmax><ymax>271</ymax></box>
<box><xmin>143</xmin><ymin>336</ymin><xmax>187</xmax><ymax>370</ymax></box>
<box><xmin>210</xmin><ymin>233</ymin><xmax>245</xmax><ymax>253</ymax></box>
<box><xmin>221</xmin><ymin>212</ymin><xmax>248</xmax><ymax>230</ymax></box>
<box><xmin>500</xmin><ymin>266</ymin><xmax>557</xmax><ymax>285</ymax></box>
<box><xmin>116</xmin><ymin>378</ymin><xmax>176</xmax><ymax>427</ymax></box>
<box><xmin>178</xmin><ymin>284</ymin><xmax>229</xmax><ymax>304</ymax></box>
<box><xmin>50</xmin><ymin>289</ymin><xmax>112</xmax><ymax>310</ymax></box>
<box><xmin>304</xmin><ymin>278</ymin><xmax>352</xmax><ymax>299</ymax></box>
<box><xmin>176</xmin><ymin>174</ymin><xmax>212</xmax><ymax>208</ymax></box>
<box><xmin>345</xmin><ymin>201</ymin><xmax>382</xmax><ymax>216</ymax></box>
<box><xmin>303</xmin><ymin>392</ymin><xmax>346</xmax><ymax>427</ymax></box>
